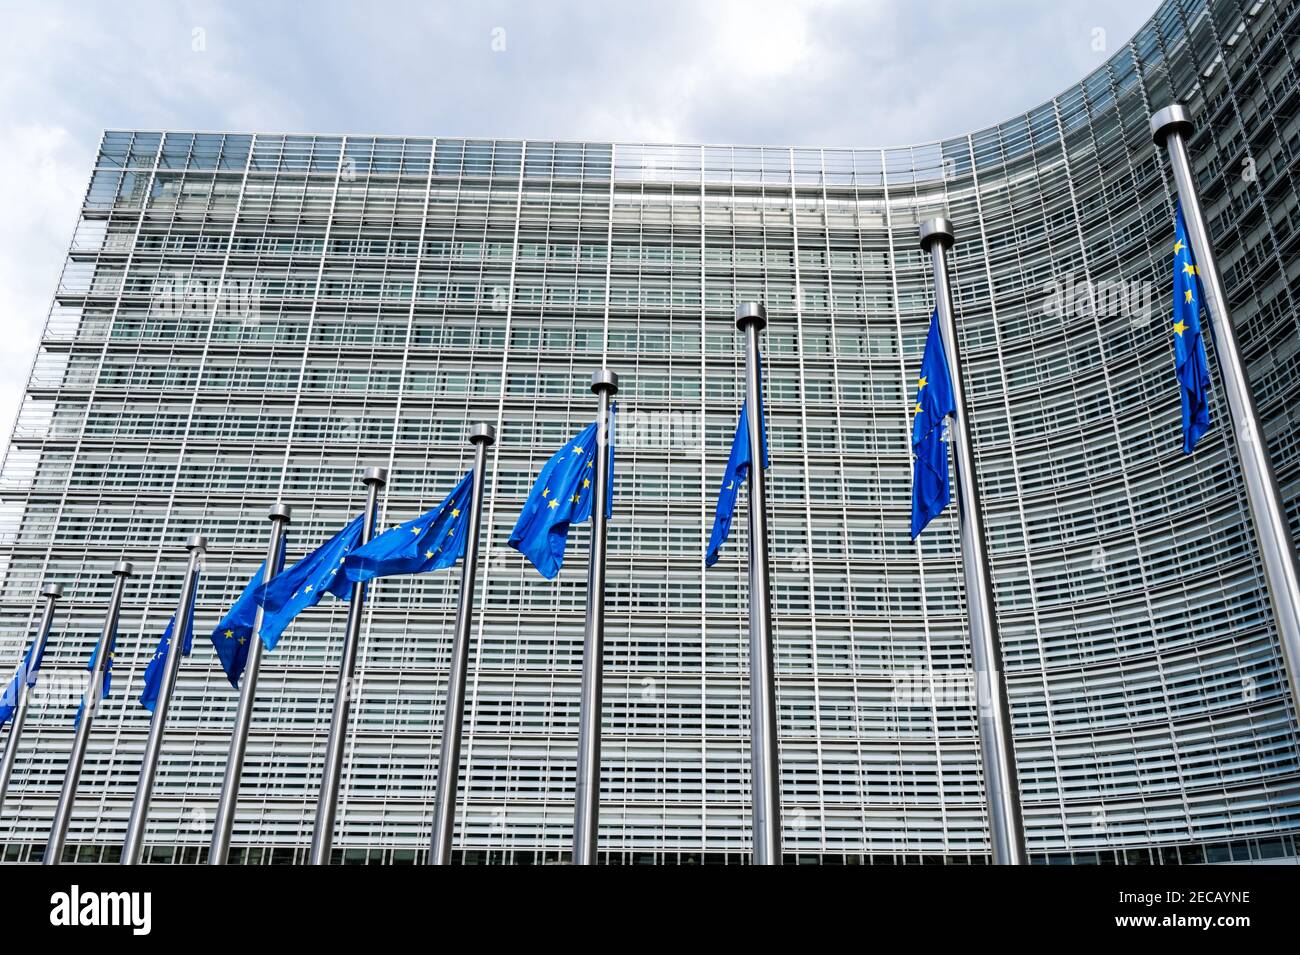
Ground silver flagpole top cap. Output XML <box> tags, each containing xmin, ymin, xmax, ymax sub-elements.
<box><xmin>735</xmin><ymin>301</ymin><xmax>767</xmax><ymax>331</ymax></box>
<box><xmin>591</xmin><ymin>369</ymin><xmax>619</xmax><ymax>394</ymax></box>
<box><xmin>469</xmin><ymin>422</ymin><xmax>496</xmax><ymax>445</ymax></box>
<box><xmin>919</xmin><ymin>217</ymin><xmax>955</xmax><ymax>250</ymax></box>
<box><xmin>362</xmin><ymin>466</ymin><xmax>388</xmax><ymax>486</ymax></box>
<box><xmin>1149</xmin><ymin>103</ymin><xmax>1192</xmax><ymax>147</ymax></box>
<box><xmin>112</xmin><ymin>560</ymin><xmax>134</xmax><ymax>577</ymax></box>
<box><xmin>268</xmin><ymin>502</ymin><xmax>293</xmax><ymax>522</ymax></box>
<box><xmin>186</xmin><ymin>534</ymin><xmax>209</xmax><ymax>552</ymax></box>
<box><xmin>42</xmin><ymin>582</ymin><xmax>63</xmax><ymax>599</ymax></box>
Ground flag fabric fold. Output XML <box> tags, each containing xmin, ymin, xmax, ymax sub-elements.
<box><xmin>1172</xmin><ymin>200</ymin><xmax>1213</xmax><ymax>455</ymax></box>
<box><xmin>343</xmin><ymin>470</ymin><xmax>474</xmax><ymax>583</ymax></box>
<box><xmin>508</xmin><ymin>413</ymin><xmax>614</xmax><ymax>579</ymax></box>
<box><xmin>209</xmin><ymin>560</ymin><xmax>268</xmax><ymax>689</ymax></box>
<box><xmin>0</xmin><ymin>642</ymin><xmax>39</xmax><ymax>727</ymax></box>
<box><xmin>140</xmin><ymin>600</ymin><xmax>196</xmax><ymax>712</ymax></box>
<box><xmin>705</xmin><ymin>402</ymin><xmax>766</xmax><ymax>567</ymax></box>
<box><xmin>74</xmin><ymin>636</ymin><xmax>116</xmax><ymax>727</ymax></box>
<box><xmin>910</xmin><ymin>309</ymin><xmax>957</xmax><ymax>539</ymax></box>
<box><xmin>255</xmin><ymin>515</ymin><xmax>364</xmax><ymax>651</ymax></box>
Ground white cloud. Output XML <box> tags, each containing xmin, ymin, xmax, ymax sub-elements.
<box><xmin>703</xmin><ymin>0</ymin><xmax>819</xmax><ymax>79</ymax></box>
<box><xmin>0</xmin><ymin>0</ymin><xmax>1159</xmax><ymax>447</ymax></box>
<box><xmin>0</xmin><ymin>123</ymin><xmax>86</xmax><ymax>451</ymax></box>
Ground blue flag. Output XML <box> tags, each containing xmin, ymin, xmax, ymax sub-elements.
<box><xmin>0</xmin><ymin>642</ymin><xmax>39</xmax><ymax>727</ymax></box>
<box><xmin>75</xmin><ymin>636</ymin><xmax>116</xmax><ymax>727</ymax></box>
<box><xmin>910</xmin><ymin>310</ymin><xmax>957</xmax><ymax>539</ymax></box>
<box><xmin>209</xmin><ymin>560</ymin><xmax>269</xmax><ymax>689</ymax></box>
<box><xmin>344</xmin><ymin>471</ymin><xmax>474</xmax><ymax>583</ymax></box>
<box><xmin>140</xmin><ymin>600</ymin><xmax>196</xmax><ymax>712</ymax></box>
<box><xmin>1172</xmin><ymin>200</ymin><xmax>1213</xmax><ymax>454</ymax></box>
<box><xmin>257</xmin><ymin>515</ymin><xmax>364</xmax><ymax>650</ymax></box>
<box><xmin>509</xmin><ymin>414</ymin><xmax>615</xmax><ymax>579</ymax></box>
<box><xmin>705</xmin><ymin>401</ymin><xmax>769</xmax><ymax>567</ymax></box>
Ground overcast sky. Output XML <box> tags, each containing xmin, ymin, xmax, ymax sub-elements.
<box><xmin>0</xmin><ymin>0</ymin><xmax>1156</xmax><ymax>445</ymax></box>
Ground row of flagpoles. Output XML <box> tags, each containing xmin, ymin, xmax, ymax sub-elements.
<box><xmin>0</xmin><ymin>103</ymin><xmax>1297</xmax><ymax>865</ymax></box>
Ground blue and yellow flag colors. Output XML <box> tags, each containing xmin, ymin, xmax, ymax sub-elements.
<box><xmin>209</xmin><ymin>560</ymin><xmax>268</xmax><ymax>689</ymax></box>
<box><xmin>0</xmin><ymin>642</ymin><xmax>39</xmax><ymax>727</ymax></box>
<box><xmin>344</xmin><ymin>470</ymin><xmax>474</xmax><ymax>584</ymax></box>
<box><xmin>706</xmin><ymin>401</ymin><xmax>769</xmax><ymax>567</ymax></box>
<box><xmin>75</xmin><ymin>639</ymin><xmax>115</xmax><ymax>726</ymax></box>
<box><xmin>140</xmin><ymin>601</ymin><xmax>196</xmax><ymax>712</ymax></box>
<box><xmin>509</xmin><ymin>414</ymin><xmax>615</xmax><ymax>579</ymax></box>
<box><xmin>257</xmin><ymin>515</ymin><xmax>364</xmax><ymax>651</ymax></box>
<box><xmin>1171</xmin><ymin>200</ymin><xmax>1213</xmax><ymax>454</ymax></box>
<box><xmin>910</xmin><ymin>310</ymin><xmax>957</xmax><ymax>539</ymax></box>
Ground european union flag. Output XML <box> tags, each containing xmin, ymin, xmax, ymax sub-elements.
<box><xmin>705</xmin><ymin>401</ymin><xmax>769</xmax><ymax>567</ymax></box>
<box><xmin>910</xmin><ymin>309</ymin><xmax>956</xmax><ymax>539</ymax></box>
<box><xmin>257</xmin><ymin>515</ymin><xmax>364</xmax><ymax>651</ymax></box>
<box><xmin>344</xmin><ymin>470</ymin><xmax>473</xmax><ymax>583</ymax></box>
<box><xmin>75</xmin><ymin>635</ymin><xmax>115</xmax><ymax>727</ymax></box>
<box><xmin>1172</xmin><ymin>200</ymin><xmax>1213</xmax><ymax>454</ymax></box>
<box><xmin>0</xmin><ymin>642</ymin><xmax>39</xmax><ymax>727</ymax></box>
<box><xmin>140</xmin><ymin>601</ymin><xmax>196</xmax><ymax>712</ymax></box>
<box><xmin>509</xmin><ymin>414</ymin><xmax>614</xmax><ymax>579</ymax></box>
<box><xmin>209</xmin><ymin>560</ymin><xmax>269</xmax><ymax>689</ymax></box>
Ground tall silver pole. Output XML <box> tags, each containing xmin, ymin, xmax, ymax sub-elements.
<box><xmin>920</xmin><ymin>219</ymin><xmax>1027</xmax><ymax>865</ymax></box>
<box><xmin>208</xmin><ymin>503</ymin><xmax>291</xmax><ymax>865</ymax></box>
<box><xmin>736</xmin><ymin>302</ymin><xmax>782</xmax><ymax>865</ymax></box>
<box><xmin>572</xmin><ymin>369</ymin><xmax>617</xmax><ymax>865</ymax></box>
<box><xmin>44</xmin><ymin>560</ymin><xmax>132</xmax><ymax>865</ymax></box>
<box><xmin>1151</xmin><ymin>104</ymin><xmax>1300</xmax><ymax>717</ymax></box>
<box><xmin>429</xmin><ymin>423</ymin><xmax>495</xmax><ymax>865</ymax></box>
<box><xmin>122</xmin><ymin>534</ymin><xmax>207</xmax><ymax>865</ymax></box>
<box><xmin>0</xmin><ymin>582</ymin><xmax>63</xmax><ymax>811</ymax></box>
<box><xmin>310</xmin><ymin>466</ymin><xmax>387</xmax><ymax>865</ymax></box>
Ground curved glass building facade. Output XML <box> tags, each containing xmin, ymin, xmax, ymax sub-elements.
<box><xmin>0</xmin><ymin>0</ymin><xmax>1297</xmax><ymax>864</ymax></box>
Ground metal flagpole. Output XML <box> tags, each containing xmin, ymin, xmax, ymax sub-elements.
<box><xmin>920</xmin><ymin>218</ymin><xmax>1027</xmax><ymax>865</ymax></box>
<box><xmin>310</xmin><ymin>466</ymin><xmax>387</xmax><ymax>865</ymax></box>
<box><xmin>429</xmin><ymin>423</ymin><xmax>495</xmax><ymax>865</ymax></box>
<box><xmin>43</xmin><ymin>560</ymin><xmax>132</xmax><ymax>865</ymax></box>
<box><xmin>736</xmin><ymin>302</ymin><xmax>782</xmax><ymax>865</ymax></box>
<box><xmin>208</xmin><ymin>503</ymin><xmax>291</xmax><ymax>864</ymax></box>
<box><xmin>0</xmin><ymin>582</ymin><xmax>63</xmax><ymax>810</ymax></box>
<box><xmin>1151</xmin><ymin>104</ymin><xmax>1300</xmax><ymax>717</ymax></box>
<box><xmin>572</xmin><ymin>369</ymin><xmax>617</xmax><ymax>865</ymax></box>
<box><xmin>122</xmin><ymin>534</ymin><xmax>207</xmax><ymax>865</ymax></box>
